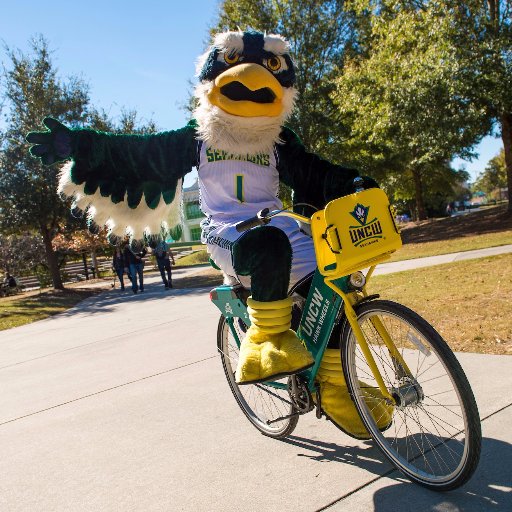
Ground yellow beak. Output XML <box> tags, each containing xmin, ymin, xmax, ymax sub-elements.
<box><xmin>207</xmin><ymin>63</ymin><xmax>284</xmax><ymax>117</ymax></box>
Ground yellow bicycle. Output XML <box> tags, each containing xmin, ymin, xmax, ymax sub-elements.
<box><xmin>212</xmin><ymin>182</ymin><xmax>481</xmax><ymax>490</ymax></box>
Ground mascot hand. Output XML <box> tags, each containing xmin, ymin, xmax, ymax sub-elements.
<box><xmin>357</xmin><ymin>175</ymin><xmax>379</xmax><ymax>191</ymax></box>
<box><xmin>26</xmin><ymin>117</ymin><xmax>73</xmax><ymax>165</ymax></box>
<box><xmin>336</xmin><ymin>175</ymin><xmax>379</xmax><ymax>200</ymax></box>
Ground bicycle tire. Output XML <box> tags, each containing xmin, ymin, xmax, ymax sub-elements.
<box><xmin>341</xmin><ymin>300</ymin><xmax>481</xmax><ymax>491</ymax></box>
<box><xmin>217</xmin><ymin>315</ymin><xmax>299</xmax><ymax>438</ymax></box>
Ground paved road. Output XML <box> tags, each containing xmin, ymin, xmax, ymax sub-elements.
<box><xmin>0</xmin><ymin>251</ymin><xmax>511</xmax><ymax>511</ymax></box>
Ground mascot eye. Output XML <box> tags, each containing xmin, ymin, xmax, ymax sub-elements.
<box><xmin>224</xmin><ymin>52</ymin><xmax>241</xmax><ymax>65</ymax></box>
<box><xmin>265</xmin><ymin>56</ymin><xmax>282</xmax><ymax>72</ymax></box>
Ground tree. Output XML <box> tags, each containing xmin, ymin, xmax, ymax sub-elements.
<box><xmin>52</xmin><ymin>228</ymin><xmax>110</xmax><ymax>279</ymax></box>
<box><xmin>474</xmin><ymin>148</ymin><xmax>508</xmax><ymax>197</ymax></box>
<box><xmin>212</xmin><ymin>0</ymin><xmax>357</xmax><ymax>156</ymax></box>
<box><xmin>88</xmin><ymin>107</ymin><xmax>158</xmax><ymax>135</ymax></box>
<box><xmin>0</xmin><ymin>37</ymin><xmax>159</xmax><ymax>289</ymax></box>
<box><xmin>333</xmin><ymin>4</ymin><xmax>488</xmax><ymax>219</ymax></box>
<box><xmin>0</xmin><ymin>232</ymin><xmax>47</xmax><ymax>276</ymax></box>
<box><xmin>447</xmin><ymin>0</ymin><xmax>512</xmax><ymax>212</ymax></box>
<box><xmin>0</xmin><ymin>36</ymin><xmax>90</xmax><ymax>289</ymax></box>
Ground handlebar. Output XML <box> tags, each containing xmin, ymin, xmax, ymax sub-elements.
<box><xmin>235</xmin><ymin>177</ymin><xmax>370</xmax><ymax>233</ymax></box>
<box><xmin>235</xmin><ymin>207</ymin><xmax>312</xmax><ymax>233</ymax></box>
<box><xmin>235</xmin><ymin>208</ymin><xmax>271</xmax><ymax>232</ymax></box>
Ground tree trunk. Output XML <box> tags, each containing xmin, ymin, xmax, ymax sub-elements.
<box><xmin>91</xmin><ymin>250</ymin><xmax>98</xmax><ymax>278</ymax></box>
<box><xmin>501</xmin><ymin>113</ymin><xmax>512</xmax><ymax>213</ymax></box>
<box><xmin>41</xmin><ymin>227</ymin><xmax>64</xmax><ymax>289</ymax></box>
<box><xmin>82</xmin><ymin>253</ymin><xmax>89</xmax><ymax>280</ymax></box>
<box><xmin>412</xmin><ymin>168</ymin><xmax>427</xmax><ymax>220</ymax></box>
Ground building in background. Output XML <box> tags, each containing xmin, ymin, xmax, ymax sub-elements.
<box><xmin>181</xmin><ymin>179</ymin><xmax>205</xmax><ymax>242</ymax></box>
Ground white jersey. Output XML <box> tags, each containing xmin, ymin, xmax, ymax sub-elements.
<box><xmin>197</xmin><ymin>143</ymin><xmax>283</xmax><ymax>224</ymax></box>
<box><xmin>196</xmin><ymin>142</ymin><xmax>316</xmax><ymax>290</ymax></box>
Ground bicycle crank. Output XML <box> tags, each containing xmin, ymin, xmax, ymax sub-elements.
<box><xmin>266</xmin><ymin>376</ymin><xmax>314</xmax><ymax>425</ymax></box>
<box><xmin>288</xmin><ymin>375</ymin><xmax>314</xmax><ymax>413</ymax></box>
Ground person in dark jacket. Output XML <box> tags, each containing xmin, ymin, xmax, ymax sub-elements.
<box><xmin>112</xmin><ymin>246</ymin><xmax>129</xmax><ymax>290</ymax></box>
<box><xmin>123</xmin><ymin>241</ymin><xmax>147</xmax><ymax>294</ymax></box>
<box><xmin>153</xmin><ymin>240</ymin><xmax>175</xmax><ymax>289</ymax></box>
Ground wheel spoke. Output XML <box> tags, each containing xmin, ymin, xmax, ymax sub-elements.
<box><xmin>342</xmin><ymin>301</ymin><xmax>480</xmax><ymax>489</ymax></box>
<box><xmin>218</xmin><ymin>317</ymin><xmax>297</xmax><ymax>437</ymax></box>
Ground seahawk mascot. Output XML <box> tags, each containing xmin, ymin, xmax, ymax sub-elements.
<box><xmin>27</xmin><ymin>30</ymin><xmax>392</xmax><ymax>438</ymax></box>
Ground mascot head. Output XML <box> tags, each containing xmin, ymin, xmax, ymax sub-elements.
<box><xmin>194</xmin><ymin>30</ymin><xmax>297</xmax><ymax>155</ymax></box>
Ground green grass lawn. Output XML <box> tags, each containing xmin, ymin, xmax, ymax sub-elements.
<box><xmin>391</xmin><ymin>204</ymin><xmax>512</xmax><ymax>261</ymax></box>
<box><xmin>174</xmin><ymin>249</ymin><xmax>210</xmax><ymax>266</ymax></box>
<box><xmin>369</xmin><ymin>253</ymin><xmax>512</xmax><ymax>355</ymax></box>
<box><xmin>0</xmin><ymin>288</ymin><xmax>103</xmax><ymax>331</ymax></box>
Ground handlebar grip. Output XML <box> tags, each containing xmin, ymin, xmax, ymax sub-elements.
<box><xmin>353</xmin><ymin>176</ymin><xmax>365</xmax><ymax>193</ymax></box>
<box><xmin>235</xmin><ymin>208</ymin><xmax>270</xmax><ymax>232</ymax></box>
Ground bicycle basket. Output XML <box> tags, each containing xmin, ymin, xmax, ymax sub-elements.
<box><xmin>311</xmin><ymin>188</ymin><xmax>402</xmax><ymax>278</ymax></box>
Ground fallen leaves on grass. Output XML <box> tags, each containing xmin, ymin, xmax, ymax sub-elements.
<box><xmin>371</xmin><ymin>254</ymin><xmax>512</xmax><ymax>355</ymax></box>
<box><xmin>0</xmin><ymin>288</ymin><xmax>104</xmax><ymax>331</ymax></box>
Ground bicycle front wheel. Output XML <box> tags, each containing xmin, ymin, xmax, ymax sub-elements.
<box><xmin>217</xmin><ymin>315</ymin><xmax>299</xmax><ymax>438</ymax></box>
<box><xmin>341</xmin><ymin>300</ymin><xmax>481</xmax><ymax>491</ymax></box>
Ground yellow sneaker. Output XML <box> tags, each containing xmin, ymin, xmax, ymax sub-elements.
<box><xmin>235</xmin><ymin>297</ymin><xmax>314</xmax><ymax>384</ymax></box>
<box><xmin>315</xmin><ymin>349</ymin><xmax>393</xmax><ymax>439</ymax></box>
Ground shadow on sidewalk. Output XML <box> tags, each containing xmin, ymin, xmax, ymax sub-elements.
<box><xmin>59</xmin><ymin>281</ymin><xmax>214</xmax><ymax>317</ymax></box>
<box><xmin>279</xmin><ymin>434</ymin><xmax>511</xmax><ymax>511</ymax></box>
<box><xmin>279</xmin><ymin>434</ymin><xmax>394</xmax><ymax>476</ymax></box>
<box><xmin>369</xmin><ymin>436</ymin><xmax>510</xmax><ymax>511</ymax></box>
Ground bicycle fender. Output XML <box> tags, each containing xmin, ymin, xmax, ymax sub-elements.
<box><xmin>210</xmin><ymin>285</ymin><xmax>251</xmax><ymax>324</ymax></box>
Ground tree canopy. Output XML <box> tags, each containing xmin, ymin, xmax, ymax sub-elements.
<box><xmin>474</xmin><ymin>148</ymin><xmax>508</xmax><ymax>196</ymax></box>
<box><xmin>333</xmin><ymin>3</ymin><xmax>489</xmax><ymax>219</ymax></box>
<box><xmin>0</xmin><ymin>36</ymin><xmax>90</xmax><ymax>288</ymax></box>
<box><xmin>0</xmin><ymin>36</ymin><xmax>158</xmax><ymax>288</ymax></box>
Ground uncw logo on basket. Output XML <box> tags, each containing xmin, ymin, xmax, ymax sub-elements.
<box><xmin>349</xmin><ymin>203</ymin><xmax>383</xmax><ymax>247</ymax></box>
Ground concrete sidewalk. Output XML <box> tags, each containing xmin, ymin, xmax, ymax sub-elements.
<box><xmin>0</xmin><ymin>248</ymin><xmax>510</xmax><ymax>511</ymax></box>
<box><xmin>374</xmin><ymin>243</ymin><xmax>512</xmax><ymax>275</ymax></box>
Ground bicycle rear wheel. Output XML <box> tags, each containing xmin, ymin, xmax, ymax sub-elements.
<box><xmin>341</xmin><ymin>300</ymin><xmax>481</xmax><ymax>490</ymax></box>
<box><xmin>217</xmin><ymin>315</ymin><xmax>299</xmax><ymax>438</ymax></box>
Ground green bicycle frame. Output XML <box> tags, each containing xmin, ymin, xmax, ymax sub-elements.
<box><xmin>211</xmin><ymin>269</ymin><xmax>351</xmax><ymax>393</ymax></box>
<box><xmin>212</xmin><ymin>265</ymin><xmax>412</xmax><ymax>403</ymax></box>
<box><xmin>210</xmin><ymin>209</ymin><xmax>410</xmax><ymax>402</ymax></box>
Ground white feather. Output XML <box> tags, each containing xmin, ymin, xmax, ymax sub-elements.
<box><xmin>213</xmin><ymin>31</ymin><xmax>245</xmax><ymax>53</ymax></box>
<box><xmin>263</xmin><ymin>34</ymin><xmax>290</xmax><ymax>55</ymax></box>
<box><xmin>58</xmin><ymin>162</ymin><xmax>183</xmax><ymax>239</ymax></box>
<box><xmin>196</xmin><ymin>31</ymin><xmax>291</xmax><ymax>74</ymax></box>
<box><xmin>193</xmin><ymin>82</ymin><xmax>297</xmax><ymax>155</ymax></box>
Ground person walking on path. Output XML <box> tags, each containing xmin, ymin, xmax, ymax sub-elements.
<box><xmin>153</xmin><ymin>240</ymin><xmax>175</xmax><ymax>289</ymax></box>
<box><xmin>112</xmin><ymin>246</ymin><xmax>130</xmax><ymax>290</ymax></box>
<box><xmin>123</xmin><ymin>241</ymin><xmax>147</xmax><ymax>294</ymax></box>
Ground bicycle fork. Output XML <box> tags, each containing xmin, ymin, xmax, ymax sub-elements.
<box><xmin>324</xmin><ymin>279</ymin><xmax>423</xmax><ymax>407</ymax></box>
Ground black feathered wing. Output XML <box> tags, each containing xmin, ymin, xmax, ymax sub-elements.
<box><xmin>57</xmin><ymin>122</ymin><xmax>198</xmax><ymax>239</ymax></box>
<box><xmin>58</xmin><ymin>162</ymin><xmax>185</xmax><ymax>238</ymax></box>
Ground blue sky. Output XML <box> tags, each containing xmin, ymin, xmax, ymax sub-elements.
<box><xmin>0</xmin><ymin>1</ymin><xmax>503</xmax><ymax>185</ymax></box>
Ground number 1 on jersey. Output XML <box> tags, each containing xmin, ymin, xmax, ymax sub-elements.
<box><xmin>235</xmin><ymin>175</ymin><xmax>244</xmax><ymax>203</ymax></box>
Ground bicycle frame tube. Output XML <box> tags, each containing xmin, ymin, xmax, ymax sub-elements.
<box><xmin>324</xmin><ymin>279</ymin><xmax>396</xmax><ymax>402</ymax></box>
<box><xmin>361</xmin><ymin>267</ymin><xmax>413</xmax><ymax>378</ymax></box>
<box><xmin>295</xmin><ymin>270</ymin><xmax>345</xmax><ymax>391</ymax></box>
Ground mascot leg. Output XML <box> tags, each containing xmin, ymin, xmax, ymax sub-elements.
<box><xmin>232</xmin><ymin>226</ymin><xmax>314</xmax><ymax>384</ymax></box>
<box><xmin>315</xmin><ymin>349</ymin><xmax>394</xmax><ymax>439</ymax></box>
